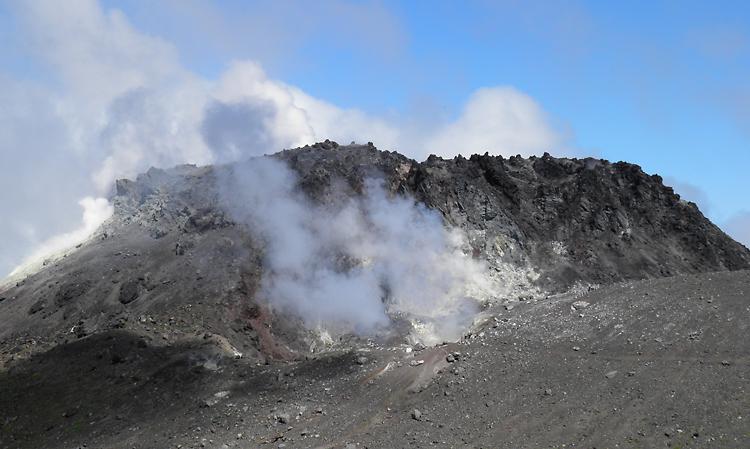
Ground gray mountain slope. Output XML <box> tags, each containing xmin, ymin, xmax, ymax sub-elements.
<box><xmin>1</xmin><ymin>142</ymin><xmax>749</xmax><ymax>448</ymax></box>
<box><xmin>3</xmin><ymin>142</ymin><xmax>748</xmax><ymax>353</ymax></box>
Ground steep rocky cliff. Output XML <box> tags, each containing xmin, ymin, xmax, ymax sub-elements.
<box><xmin>277</xmin><ymin>141</ymin><xmax>749</xmax><ymax>290</ymax></box>
<box><xmin>1</xmin><ymin>142</ymin><xmax>748</xmax><ymax>360</ymax></box>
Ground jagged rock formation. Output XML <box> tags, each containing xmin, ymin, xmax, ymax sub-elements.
<box><xmin>2</xmin><ymin>142</ymin><xmax>750</xmax><ymax>449</ymax></box>
<box><xmin>1</xmin><ymin>142</ymin><xmax>748</xmax><ymax>360</ymax></box>
<box><xmin>278</xmin><ymin>142</ymin><xmax>749</xmax><ymax>292</ymax></box>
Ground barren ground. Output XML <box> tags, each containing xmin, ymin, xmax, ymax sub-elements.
<box><xmin>3</xmin><ymin>269</ymin><xmax>750</xmax><ymax>448</ymax></box>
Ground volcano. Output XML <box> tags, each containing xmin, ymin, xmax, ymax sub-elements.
<box><xmin>1</xmin><ymin>142</ymin><xmax>749</xmax><ymax>448</ymax></box>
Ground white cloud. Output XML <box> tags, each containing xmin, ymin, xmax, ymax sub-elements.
<box><xmin>204</xmin><ymin>60</ymin><xmax>401</xmax><ymax>154</ymax></box>
<box><xmin>0</xmin><ymin>72</ymin><xmax>93</xmax><ymax>279</ymax></box>
<box><xmin>105</xmin><ymin>0</ymin><xmax>409</xmax><ymax>74</ymax></box>
<box><xmin>3</xmin><ymin>197</ymin><xmax>113</xmax><ymax>286</ymax></box>
<box><xmin>423</xmin><ymin>86</ymin><xmax>574</xmax><ymax>160</ymax></box>
<box><xmin>0</xmin><ymin>1</ymin><xmax>571</xmax><ymax>280</ymax></box>
<box><xmin>16</xmin><ymin>0</ymin><xmax>183</xmax><ymax>107</ymax></box>
<box><xmin>12</xmin><ymin>197</ymin><xmax>112</xmax><ymax>268</ymax></box>
<box><xmin>286</xmin><ymin>84</ymin><xmax>401</xmax><ymax>150</ymax></box>
<box><xmin>93</xmin><ymin>81</ymin><xmax>212</xmax><ymax>191</ymax></box>
<box><xmin>0</xmin><ymin>1</ymin><xmax>201</xmax><ymax>278</ymax></box>
<box><xmin>210</xmin><ymin>60</ymin><xmax>315</xmax><ymax>149</ymax></box>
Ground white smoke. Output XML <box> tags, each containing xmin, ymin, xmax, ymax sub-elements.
<box><xmin>4</xmin><ymin>197</ymin><xmax>113</xmax><ymax>284</ymax></box>
<box><xmin>224</xmin><ymin>157</ymin><xmax>495</xmax><ymax>344</ymax></box>
<box><xmin>424</xmin><ymin>86</ymin><xmax>574</xmax><ymax>159</ymax></box>
<box><xmin>1</xmin><ymin>0</ymin><xmax>571</xmax><ymax>280</ymax></box>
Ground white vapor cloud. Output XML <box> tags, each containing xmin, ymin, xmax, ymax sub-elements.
<box><xmin>15</xmin><ymin>0</ymin><xmax>183</xmax><ymax>107</ymax></box>
<box><xmin>6</xmin><ymin>197</ymin><xmax>113</xmax><ymax>283</ymax></box>
<box><xmin>224</xmin><ymin>158</ymin><xmax>493</xmax><ymax>344</ymax></box>
<box><xmin>209</xmin><ymin>60</ymin><xmax>401</xmax><ymax>151</ymax></box>
<box><xmin>424</xmin><ymin>87</ymin><xmax>574</xmax><ymax>160</ymax></box>
<box><xmin>0</xmin><ymin>0</ymin><xmax>569</xmax><ymax>279</ymax></box>
<box><xmin>0</xmin><ymin>72</ymin><xmax>93</xmax><ymax>279</ymax></box>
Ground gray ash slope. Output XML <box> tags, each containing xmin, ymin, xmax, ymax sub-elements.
<box><xmin>1</xmin><ymin>142</ymin><xmax>750</xmax><ymax>448</ymax></box>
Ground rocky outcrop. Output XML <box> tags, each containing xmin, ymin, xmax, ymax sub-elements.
<box><xmin>277</xmin><ymin>142</ymin><xmax>750</xmax><ymax>293</ymax></box>
<box><xmin>411</xmin><ymin>152</ymin><xmax>750</xmax><ymax>288</ymax></box>
<box><xmin>1</xmin><ymin>142</ymin><xmax>748</xmax><ymax>363</ymax></box>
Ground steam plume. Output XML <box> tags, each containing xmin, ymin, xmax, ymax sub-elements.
<box><xmin>223</xmin><ymin>157</ymin><xmax>494</xmax><ymax>344</ymax></box>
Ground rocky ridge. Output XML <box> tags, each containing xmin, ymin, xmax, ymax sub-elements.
<box><xmin>1</xmin><ymin>142</ymin><xmax>750</xmax><ymax>448</ymax></box>
<box><xmin>277</xmin><ymin>142</ymin><xmax>749</xmax><ymax>291</ymax></box>
<box><xmin>2</xmin><ymin>141</ymin><xmax>748</xmax><ymax>362</ymax></box>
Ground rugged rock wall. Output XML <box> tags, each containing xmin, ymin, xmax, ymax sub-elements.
<box><xmin>1</xmin><ymin>142</ymin><xmax>748</xmax><ymax>361</ymax></box>
<box><xmin>277</xmin><ymin>142</ymin><xmax>750</xmax><ymax>294</ymax></box>
<box><xmin>413</xmin><ymin>152</ymin><xmax>750</xmax><ymax>288</ymax></box>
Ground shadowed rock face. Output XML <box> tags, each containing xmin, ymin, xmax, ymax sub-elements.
<box><xmin>278</xmin><ymin>143</ymin><xmax>750</xmax><ymax>293</ymax></box>
<box><xmin>1</xmin><ymin>142</ymin><xmax>750</xmax><ymax>448</ymax></box>
<box><xmin>412</xmin><ymin>152</ymin><xmax>750</xmax><ymax>286</ymax></box>
<box><xmin>1</xmin><ymin>142</ymin><xmax>748</xmax><ymax>359</ymax></box>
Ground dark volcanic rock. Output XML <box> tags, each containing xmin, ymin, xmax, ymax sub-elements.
<box><xmin>54</xmin><ymin>281</ymin><xmax>90</xmax><ymax>308</ymax></box>
<box><xmin>409</xmin><ymin>151</ymin><xmax>750</xmax><ymax>290</ymax></box>
<box><xmin>1</xmin><ymin>142</ymin><xmax>748</xmax><ymax>353</ymax></box>
<box><xmin>276</xmin><ymin>144</ymin><xmax>750</xmax><ymax>294</ymax></box>
<box><xmin>117</xmin><ymin>281</ymin><xmax>140</xmax><ymax>305</ymax></box>
<box><xmin>1</xmin><ymin>142</ymin><xmax>750</xmax><ymax>449</ymax></box>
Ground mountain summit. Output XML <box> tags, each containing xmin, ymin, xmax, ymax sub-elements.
<box><xmin>2</xmin><ymin>142</ymin><xmax>749</xmax><ymax>448</ymax></box>
<box><xmin>4</xmin><ymin>141</ymin><xmax>747</xmax><ymax>355</ymax></box>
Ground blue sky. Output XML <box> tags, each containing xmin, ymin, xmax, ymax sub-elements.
<box><xmin>1</xmin><ymin>0</ymin><xmax>749</xmax><ymax>278</ymax></box>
